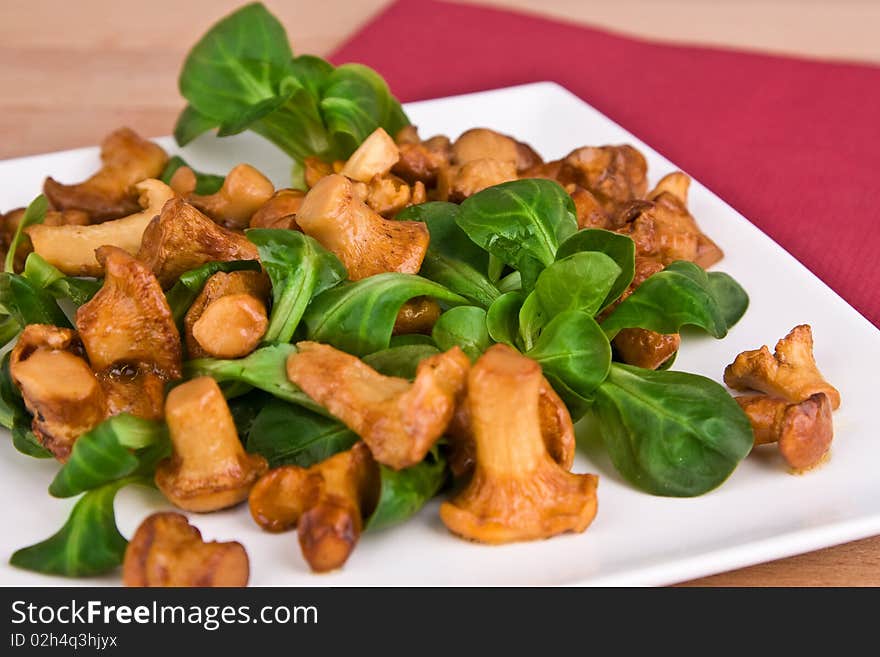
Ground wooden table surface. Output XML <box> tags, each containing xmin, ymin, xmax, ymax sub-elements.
<box><xmin>1</xmin><ymin>0</ymin><xmax>878</xmax><ymax>586</ymax></box>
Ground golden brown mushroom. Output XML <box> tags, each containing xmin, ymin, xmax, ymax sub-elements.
<box><xmin>156</xmin><ymin>377</ymin><xmax>267</xmax><ymax>512</ymax></box>
<box><xmin>136</xmin><ymin>197</ymin><xmax>259</xmax><ymax>288</ymax></box>
<box><xmin>452</xmin><ymin>128</ymin><xmax>542</xmax><ymax>172</ymax></box>
<box><xmin>724</xmin><ymin>325</ymin><xmax>841</xmax><ymax>409</ymax></box>
<box><xmin>295</xmin><ymin>174</ymin><xmax>429</xmax><ymax>280</ymax></box>
<box><xmin>1</xmin><ymin>207</ymin><xmax>90</xmax><ymax>273</ymax></box>
<box><xmin>186</xmin><ymin>164</ymin><xmax>275</xmax><ymax>230</ymax></box>
<box><xmin>568</xmin><ymin>185</ymin><xmax>612</xmax><ymax>230</ymax></box>
<box><xmin>446</xmin><ymin>372</ymin><xmax>576</xmax><ymax>478</ymax></box>
<box><xmin>287</xmin><ymin>342</ymin><xmax>469</xmax><ymax>470</ymax></box>
<box><xmin>613</xmin><ymin>328</ymin><xmax>681</xmax><ymax>370</ymax></box>
<box><xmin>648</xmin><ymin>171</ymin><xmax>690</xmax><ymax>204</ymax></box>
<box><xmin>9</xmin><ymin>325</ymin><xmax>106</xmax><ymax>461</ymax></box>
<box><xmin>736</xmin><ymin>393</ymin><xmax>834</xmax><ymax>471</ymax></box>
<box><xmin>249</xmin><ymin>443</ymin><xmax>379</xmax><ymax>573</ymax></box>
<box><xmin>439</xmin><ymin>345</ymin><xmax>598</xmax><ymax>544</ymax></box>
<box><xmin>249</xmin><ymin>188</ymin><xmax>305</xmax><ymax>230</ymax></box>
<box><xmin>76</xmin><ymin>246</ymin><xmax>182</xmax><ymax>419</ymax></box>
<box><xmin>363</xmin><ymin>173</ymin><xmax>422</xmax><ymax>217</ymax></box>
<box><xmin>183</xmin><ymin>270</ymin><xmax>270</xmax><ymax>359</ymax></box>
<box><xmin>123</xmin><ymin>512</ymin><xmax>250</xmax><ymax>587</ymax></box>
<box><xmin>619</xmin><ymin>192</ymin><xmax>723</xmax><ymax>268</ymax></box>
<box><xmin>555</xmin><ymin>145</ymin><xmax>648</xmax><ymax>216</ymax></box>
<box><xmin>27</xmin><ymin>179</ymin><xmax>175</xmax><ymax>276</ymax></box>
<box><xmin>392</xmin><ymin>126</ymin><xmax>452</xmax><ymax>187</ymax></box>
<box><xmin>437</xmin><ymin>159</ymin><xmax>518</xmax><ymax>203</ymax></box>
<box><xmin>43</xmin><ymin>127</ymin><xmax>168</xmax><ymax>222</ymax></box>
<box><xmin>340</xmin><ymin>128</ymin><xmax>399</xmax><ymax>183</ymax></box>
<box><xmin>392</xmin><ymin>297</ymin><xmax>442</xmax><ymax>335</ymax></box>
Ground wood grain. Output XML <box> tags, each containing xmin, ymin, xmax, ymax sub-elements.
<box><xmin>0</xmin><ymin>0</ymin><xmax>876</xmax><ymax>586</ymax></box>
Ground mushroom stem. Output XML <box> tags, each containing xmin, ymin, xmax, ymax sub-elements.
<box><xmin>440</xmin><ymin>345</ymin><xmax>598</xmax><ymax>544</ymax></box>
<box><xmin>156</xmin><ymin>377</ymin><xmax>267</xmax><ymax>512</ymax></box>
<box><xmin>736</xmin><ymin>393</ymin><xmax>834</xmax><ymax>470</ymax></box>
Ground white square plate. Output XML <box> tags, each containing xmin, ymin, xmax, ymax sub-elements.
<box><xmin>1</xmin><ymin>82</ymin><xmax>878</xmax><ymax>586</ymax></box>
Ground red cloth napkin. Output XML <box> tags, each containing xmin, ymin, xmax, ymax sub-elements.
<box><xmin>330</xmin><ymin>0</ymin><xmax>880</xmax><ymax>327</ymax></box>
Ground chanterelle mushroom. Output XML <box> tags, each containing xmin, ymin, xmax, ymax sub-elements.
<box><xmin>736</xmin><ymin>393</ymin><xmax>834</xmax><ymax>471</ymax></box>
<box><xmin>249</xmin><ymin>188</ymin><xmax>305</xmax><ymax>230</ymax></box>
<box><xmin>156</xmin><ymin>377</ymin><xmax>267</xmax><ymax>512</ymax></box>
<box><xmin>724</xmin><ymin>325</ymin><xmax>841</xmax><ymax>409</ymax></box>
<box><xmin>1</xmin><ymin>207</ymin><xmax>90</xmax><ymax>273</ymax></box>
<box><xmin>340</xmin><ymin>128</ymin><xmax>399</xmax><ymax>183</ymax></box>
<box><xmin>136</xmin><ymin>197</ymin><xmax>259</xmax><ymax>288</ymax></box>
<box><xmin>27</xmin><ymin>179</ymin><xmax>175</xmax><ymax>276</ymax></box>
<box><xmin>186</xmin><ymin>163</ymin><xmax>275</xmax><ymax>230</ymax></box>
<box><xmin>295</xmin><ymin>174</ymin><xmax>429</xmax><ymax>280</ymax></box>
<box><xmin>392</xmin><ymin>126</ymin><xmax>452</xmax><ymax>187</ymax></box>
<box><xmin>452</xmin><ymin>128</ymin><xmax>542</xmax><ymax>173</ymax></box>
<box><xmin>123</xmin><ymin>512</ymin><xmax>249</xmax><ymax>587</ymax></box>
<box><xmin>76</xmin><ymin>246</ymin><xmax>182</xmax><ymax>419</ymax></box>
<box><xmin>439</xmin><ymin>345</ymin><xmax>598</xmax><ymax>544</ymax></box>
<box><xmin>43</xmin><ymin>127</ymin><xmax>168</xmax><ymax>222</ymax></box>
<box><xmin>287</xmin><ymin>342</ymin><xmax>469</xmax><ymax>470</ymax></box>
<box><xmin>183</xmin><ymin>270</ymin><xmax>270</xmax><ymax>359</ymax></box>
<box><xmin>249</xmin><ymin>443</ymin><xmax>379</xmax><ymax>573</ymax></box>
<box><xmin>619</xmin><ymin>190</ymin><xmax>723</xmax><ymax>268</ymax></box>
<box><xmin>446</xmin><ymin>373</ymin><xmax>576</xmax><ymax>478</ymax></box>
<box><xmin>555</xmin><ymin>145</ymin><xmax>647</xmax><ymax>216</ymax></box>
<box><xmin>9</xmin><ymin>324</ymin><xmax>106</xmax><ymax>461</ymax></box>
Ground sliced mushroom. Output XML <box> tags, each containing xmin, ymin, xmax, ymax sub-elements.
<box><xmin>123</xmin><ymin>512</ymin><xmax>249</xmax><ymax>587</ymax></box>
<box><xmin>186</xmin><ymin>164</ymin><xmax>275</xmax><ymax>230</ymax></box>
<box><xmin>736</xmin><ymin>393</ymin><xmax>834</xmax><ymax>471</ymax></box>
<box><xmin>446</xmin><ymin>372</ymin><xmax>576</xmax><ymax>478</ymax></box>
<box><xmin>439</xmin><ymin>345</ymin><xmax>598</xmax><ymax>544</ymax></box>
<box><xmin>340</xmin><ymin>128</ymin><xmax>399</xmax><ymax>183</ymax></box>
<box><xmin>43</xmin><ymin>127</ymin><xmax>168</xmax><ymax>222</ymax></box>
<box><xmin>648</xmin><ymin>171</ymin><xmax>690</xmax><ymax>205</ymax></box>
<box><xmin>136</xmin><ymin>197</ymin><xmax>259</xmax><ymax>288</ymax></box>
<box><xmin>249</xmin><ymin>443</ymin><xmax>379</xmax><ymax>573</ymax></box>
<box><xmin>1</xmin><ymin>207</ymin><xmax>90</xmax><ymax>273</ymax></box>
<box><xmin>724</xmin><ymin>325</ymin><xmax>840</xmax><ymax>410</ymax></box>
<box><xmin>287</xmin><ymin>342</ymin><xmax>469</xmax><ymax>470</ymax></box>
<box><xmin>9</xmin><ymin>324</ymin><xmax>106</xmax><ymax>461</ymax></box>
<box><xmin>295</xmin><ymin>174</ymin><xmax>429</xmax><ymax>280</ymax></box>
<box><xmin>156</xmin><ymin>377</ymin><xmax>267</xmax><ymax>512</ymax></box>
<box><xmin>249</xmin><ymin>188</ymin><xmax>305</xmax><ymax>230</ymax></box>
<box><xmin>76</xmin><ymin>246</ymin><xmax>182</xmax><ymax>419</ymax></box>
<box><xmin>27</xmin><ymin>179</ymin><xmax>175</xmax><ymax>276</ymax></box>
<box><xmin>184</xmin><ymin>270</ymin><xmax>270</xmax><ymax>359</ymax></box>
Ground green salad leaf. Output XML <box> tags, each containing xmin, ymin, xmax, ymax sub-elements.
<box><xmin>589</xmin><ymin>364</ymin><xmax>753</xmax><ymax>496</ymax></box>
<box><xmin>456</xmin><ymin>179</ymin><xmax>578</xmax><ymax>290</ymax></box>
<box><xmin>4</xmin><ymin>195</ymin><xmax>47</xmax><ymax>273</ymax></box>
<box><xmin>0</xmin><ymin>272</ymin><xmax>70</xmax><ymax>328</ymax></box>
<box><xmin>556</xmin><ymin>228</ymin><xmax>636</xmax><ymax>310</ymax></box>
<box><xmin>246</xmin><ymin>399</ymin><xmax>358</xmax><ymax>469</ymax></box>
<box><xmin>303</xmin><ymin>273</ymin><xmax>466</xmax><ymax>356</ymax></box>
<box><xmin>185</xmin><ymin>343</ymin><xmax>327</xmax><ymax>414</ymax></box>
<box><xmin>49</xmin><ymin>415</ymin><xmax>169</xmax><ymax>498</ymax></box>
<box><xmin>160</xmin><ymin>155</ymin><xmax>225</xmax><ymax>195</ymax></box>
<box><xmin>22</xmin><ymin>254</ymin><xmax>100</xmax><ymax>307</ymax></box>
<box><xmin>366</xmin><ymin>448</ymin><xmax>447</xmax><ymax>532</ymax></box>
<box><xmin>247</xmin><ymin>229</ymin><xmax>346</xmax><ymax>343</ymax></box>
<box><xmin>432</xmin><ymin>306</ymin><xmax>490</xmax><ymax>361</ymax></box>
<box><xmin>600</xmin><ymin>261</ymin><xmax>741</xmax><ymax>339</ymax></box>
<box><xmin>175</xmin><ymin>3</ymin><xmax>409</xmax><ymax>163</ymax></box>
<box><xmin>363</xmin><ymin>344</ymin><xmax>441</xmax><ymax>379</ymax></box>
<box><xmin>486</xmin><ymin>291</ymin><xmax>524</xmax><ymax>348</ymax></box>
<box><xmin>10</xmin><ymin>478</ymin><xmax>135</xmax><ymax>577</ymax></box>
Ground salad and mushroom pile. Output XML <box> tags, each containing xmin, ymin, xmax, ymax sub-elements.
<box><xmin>0</xmin><ymin>3</ymin><xmax>840</xmax><ymax>585</ymax></box>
